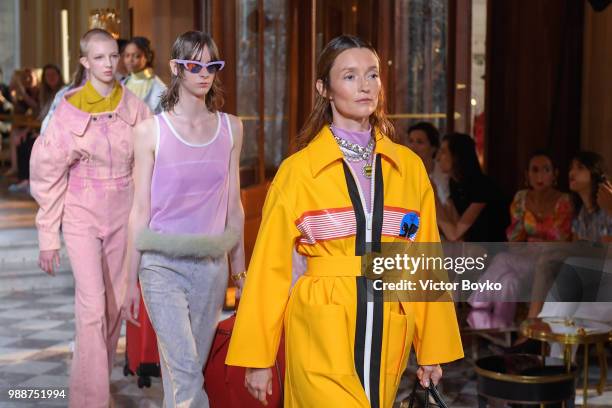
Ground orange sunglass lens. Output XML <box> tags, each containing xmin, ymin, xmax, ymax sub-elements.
<box><xmin>184</xmin><ymin>63</ymin><xmax>199</xmax><ymax>72</ymax></box>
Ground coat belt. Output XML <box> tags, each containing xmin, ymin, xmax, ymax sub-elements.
<box><xmin>305</xmin><ymin>256</ymin><xmax>364</xmax><ymax>277</ymax></box>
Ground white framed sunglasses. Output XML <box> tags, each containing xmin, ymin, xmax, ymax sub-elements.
<box><xmin>171</xmin><ymin>59</ymin><xmax>225</xmax><ymax>74</ymax></box>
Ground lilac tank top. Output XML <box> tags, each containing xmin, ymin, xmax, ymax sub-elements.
<box><xmin>149</xmin><ymin>111</ymin><xmax>233</xmax><ymax>235</ymax></box>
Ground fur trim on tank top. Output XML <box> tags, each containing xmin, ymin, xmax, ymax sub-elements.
<box><xmin>135</xmin><ymin>227</ymin><xmax>240</xmax><ymax>258</ymax></box>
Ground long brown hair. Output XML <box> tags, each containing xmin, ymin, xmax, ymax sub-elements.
<box><xmin>40</xmin><ymin>65</ymin><xmax>64</xmax><ymax>101</ymax></box>
<box><xmin>442</xmin><ymin>133</ymin><xmax>482</xmax><ymax>183</ymax></box>
<box><xmin>296</xmin><ymin>35</ymin><xmax>396</xmax><ymax>150</ymax></box>
<box><xmin>571</xmin><ymin>151</ymin><xmax>607</xmax><ymax>212</ymax></box>
<box><xmin>39</xmin><ymin>64</ymin><xmax>65</xmax><ymax>119</ymax></box>
<box><xmin>159</xmin><ymin>31</ymin><xmax>224</xmax><ymax>113</ymax></box>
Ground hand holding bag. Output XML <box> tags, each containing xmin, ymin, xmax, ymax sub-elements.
<box><xmin>407</xmin><ymin>379</ymin><xmax>449</xmax><ymax>408</ymax></box>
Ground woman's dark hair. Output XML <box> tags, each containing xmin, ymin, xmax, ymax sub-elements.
<box><xmin>407</xmin><ymin>122</ymin><xmax>440</xmax><ymax>157</ymax></box>
<box><xmin>117</xmin><ymin>38</ymin><xmax>128</xmax><ymax>54</ymax></box>
<box><xmin>159</xmin><ymin>31</ymin><xmax>224</xmax><ymax>113</ymax></box>
<box><xmin>442</xmin><ymin>132</ymin><xmax>482</xmax><ymax>182</ymax></box>
<box><xmin>296</xmin><ymin>35</ymin><xmax>395</xmax><ymax>149</ymax></box>
<box><xmin>527</xmin><ymin>149</ymin><xmax>556</xmax><ymax>168</ymax></box>
<box><xmin>524</xmin><ymin>149</ymin><xmax>557</xmax><ymax>188</ymax></box>
<box><xmin>571</xmin><ymin>151</ymin><xmax>607</xmax><ymax>211</ymax></box>
<box><xmin>127</xmin><ymin>36</ymin><xmax>154</xmax><ymax>68</ymax></box>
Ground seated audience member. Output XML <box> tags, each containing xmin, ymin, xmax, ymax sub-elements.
<box><xmin>9</xmin><ymin>64</ymin><xmax>64</xmax><ymax>193</ymax></box>
<box><xmin>597</xmin><ymin>179</ymin><xmax>612</xmax><ymax>216</ymax></box>
<box><xmin>467</xmin><ymin>151</ymin><xmax>573</xmax><ymax>329</ymax></box>
<box><xmin>506</xmin><ymin>151</ymin><xmax>573</xmax><ymax>242</ymax></box>
<box><xmin>436</xmin><ymin>132</ymin><xmax>508</xmax><ymax>242</ymax></box>
<box><xmin>565</xmin><ymin>152</ymin><xmax>612</xmax><ymax>243</ymax></box>
<box><xmin>40</xmin><ymin>63</ymin><xmax>87</xmax><ymax>134</ymax></box>
<box><xmin>0</xmin><ymin>67</ymin><xmax>13</xmax><ymax>139</ymax></box>
<box><xmin>38</xmin><ymin>64</ymin><xmax>65</xmax><ymax>120</ymax></box>
<box><xmin>406</xmin><ymin>121</ymin><xmax>450</xmax><ymax>204</ymax></box>
<box><xmin>6</xmin><ymin>69</ymin><xmax>38</xmax><ymax>189</ymax></box>
<box><xmin>511</xmin><ymin>152</ymin><xmax>612</xmax><ymax>354</ymax></box>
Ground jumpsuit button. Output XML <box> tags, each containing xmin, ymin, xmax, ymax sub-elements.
<box><xmin>108</xmin><ymin>114</ymin><xmax>113</xmax><ymax>119</ymax></box>
<box><xmin>92</xmin><ymin>117</ymin><xmax>98</xmax><ymax>121</ymax></box>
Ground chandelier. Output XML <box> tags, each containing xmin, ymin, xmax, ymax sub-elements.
<box><xmin>88</xmin><ymin>8</ymin><xmax>121</xmax><ymax>38</ymax></box>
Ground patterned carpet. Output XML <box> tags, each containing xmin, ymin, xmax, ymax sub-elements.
<box><xmin>0</xmin><ymin>287</ymin><xmax>162</xmax><ymax>407</ymax></box>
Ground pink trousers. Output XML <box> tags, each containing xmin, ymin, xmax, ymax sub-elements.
<box><xmin>62</xmin><ymin>175</ymin><xmax>132</xmax><ymax>408</ymax></box>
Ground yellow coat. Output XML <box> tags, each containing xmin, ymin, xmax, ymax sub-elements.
<box><xmin>226</xmin><ymin>127</ymin><xmax>463</xmax><ymax>407</ymax></box>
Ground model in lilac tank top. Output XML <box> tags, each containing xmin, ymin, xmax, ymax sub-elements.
<box><xmin>149</xmin><ymin>111</ymin><xmax>233</xmax><ymax>235</ymax></box>
<box><xmin>124</xmin><ymin>32</ymin><xmax>246</xmax><ymax>408</ymax></box>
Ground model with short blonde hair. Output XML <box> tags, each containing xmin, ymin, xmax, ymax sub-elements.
<box><xmin>30</xmin><ymin>28</ymin><xmax>151</xmax><ymax>408</ymax></box>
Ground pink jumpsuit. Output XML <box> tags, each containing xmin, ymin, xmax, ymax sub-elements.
<box><xmin>30</xmin><ymin>85</ymin><xmax>150</xmax><ymax>408</ymax></box>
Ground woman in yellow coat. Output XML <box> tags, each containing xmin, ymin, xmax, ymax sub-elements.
<box><xmin>226</xmin><ymin>35</ymin><xmax>463</xmax><ymax>407</ymax></box>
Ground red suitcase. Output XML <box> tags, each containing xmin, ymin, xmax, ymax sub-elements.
<box><xmin>124</xmin><ymin>281</ymin><xmax>161</xmax><ymax>388</ymax></box>
<box><xmin>204</xmin><ymin>314</ymin><xmax>285</xmax><ymax>408</ymax></box>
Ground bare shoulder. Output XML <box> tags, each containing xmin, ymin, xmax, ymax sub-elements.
<box><xmin>226</xmin><ymin>113</ymin><xmax>243</xmax><ymax>131</ymax></box>
<box><xmin>133</xmin><ymin>116</ymin><xmax>157</xmax><ymax>151</ymax></box>
<box><xmin>134</xmin><ymin>116</ymin><xmax>157</xmax><ymax>135</ymax></box>
<box><xmin>225</xmin><ymin>113</ymin><xmax>243</xmax><ymax>145</ymax></box>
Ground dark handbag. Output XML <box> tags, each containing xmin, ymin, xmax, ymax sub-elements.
<box><xmin>407</xmin><ymin>380</ymin><xmax>449</xmax><ymax>408</ymax></box>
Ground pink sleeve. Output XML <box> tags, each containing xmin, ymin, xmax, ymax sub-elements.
<box><xmin>30</xmin><ymin>120</ymin><xmax>71</xmax><ymax>251</ymax></box>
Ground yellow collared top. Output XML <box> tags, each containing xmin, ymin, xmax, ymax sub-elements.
<box><xmin>67</xmin><ymin>80</ymin><xmax>123</xmax><ymax>113</ymax></box>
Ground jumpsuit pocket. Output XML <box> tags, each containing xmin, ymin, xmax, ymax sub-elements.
<box><xmin>385</xmin><ymin>311</ymin><xmax>414</xmax><ymax>384</ymax></box>
<box><xmin>305</xmin><ymin>304</ymin><xmax>354</xmax><ymax>375</ymax></box>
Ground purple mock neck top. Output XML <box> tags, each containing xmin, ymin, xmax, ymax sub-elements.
<box><xmin>331</xmin><ymin>124</ymin><xmax>374</xmax><ymax>212</ymax></box>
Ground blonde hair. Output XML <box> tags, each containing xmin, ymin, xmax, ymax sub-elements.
<box><xmin>79</xmin><ymin>28</ymin><xmax>116</xmax><ymax>57</ymax></box>
<box><xmin>296</xmin><ymin>35</ymin><xmax>396</xmax><ymax>150</ymax></box>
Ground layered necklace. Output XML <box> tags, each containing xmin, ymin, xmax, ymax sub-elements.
<box><xmin>329</xmin><ymin>124</ymin><xmax>375</xmax><ymax>179</ymax></box>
